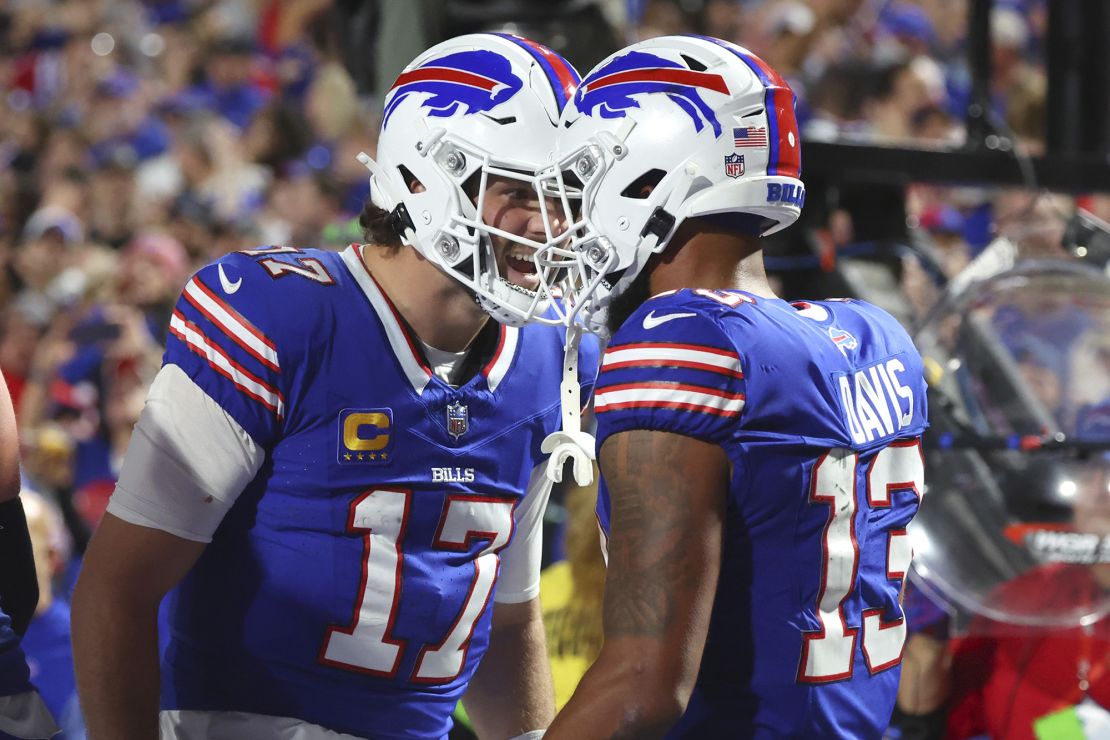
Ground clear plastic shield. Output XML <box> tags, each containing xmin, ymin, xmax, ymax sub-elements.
<box><xmin>911</xmin><ymin>261</ymin><xmax>1110</xmax><ymax>628</ymax></box>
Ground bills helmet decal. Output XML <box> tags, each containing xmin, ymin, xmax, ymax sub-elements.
<box><xmin>384</xmin><ymin>50</ymin><xmax>524</xmax><ymax>128</ymax></box>
<box><xmin>572</xmin><ymin>50</ymin><xmax>729</xmax><ymax>137</ymax></box>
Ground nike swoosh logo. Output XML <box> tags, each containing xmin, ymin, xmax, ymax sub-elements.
<box><xmin>218</xmin><ymin>264</ymin><xmax>242</xmax><ymax>295</ymax></box>
<box><xmin>642</xmin><ymin>311</ymin><xmax>696</xmax><ymax>330</ymax></box>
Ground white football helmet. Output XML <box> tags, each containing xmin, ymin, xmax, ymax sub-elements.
<box><xmin>361</xmin><ymin>33</ymin><xmax>580</xmax><ymax>325</ymax></box>
<box><xmin>537</xmin><ymin>35</ymin><xmax>806</xmax><ymax>333</ymax></box>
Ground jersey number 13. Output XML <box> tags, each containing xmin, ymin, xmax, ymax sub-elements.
<box><xmin>799</xmin><ymin>440</ymin><xmax>924</xmax><ymax>683</ymax></box>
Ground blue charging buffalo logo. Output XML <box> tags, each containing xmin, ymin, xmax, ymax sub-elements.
<box><xmin>383</xmin><ymin>50</ymin><xmax>523</xmax><ymax>128</ymax></box>
<box><xmin>573</xmin><ymin>51</ymin><xmax>730</xmax><ymax>137</ymax></box>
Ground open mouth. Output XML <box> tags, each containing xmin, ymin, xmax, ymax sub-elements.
<box><xmin>504</xmin><ymin>246</ymin><xmax>540</xmax><ymax>292</ymax></box>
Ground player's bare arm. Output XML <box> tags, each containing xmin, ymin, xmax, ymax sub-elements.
<box><xmin>891</xmin><ymin>632</ymin><xmax>952</xmax><ymax>738</ymax></box>
<box><xmin>546</xmin><ymin>429</ymin><xmax>728</xmax><ymax>739</ymax></box>
<box><xmin>463</xmin><ymin>596</ymin><xmax>555</xmax><ymax>738</ymax></box>
<box><xmin>72</xmin><ymin>513</ymin><xmax>206</xmax><ymax>740</ymax></box>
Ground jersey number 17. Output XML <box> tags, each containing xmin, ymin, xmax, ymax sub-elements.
<box><xmin>318</xmin><ymin>488</ymin><xmax>516</xmax><ymax>683</ymax></box>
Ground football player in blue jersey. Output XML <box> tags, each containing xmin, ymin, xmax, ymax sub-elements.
<box><xmin>0</xmin><ymin>370</ymin><xmax>60</xmax><ymax>740</ymax></box>
<box><xmin>71</xmin><ymin>34</ymin><xmax>594</xmax><ymax>740</ymax></box>
<box><xmin>535</xmin><ymin>36</ymin><xmax>929</xmax><ymax>738</ymax></box>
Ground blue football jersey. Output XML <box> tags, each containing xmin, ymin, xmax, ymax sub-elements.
<box><xmin>0</xmin><ymin>609</ymin><xmax>32</xmax><ymax>698</ymax></box>
<box><xmin>594</xmin><ymin>289</ymin><xmax>928</xmax><ymax>739</ymax></box>
<box><xmin>20</xmin><ymin>600</ymin><xmax>76</xmax><ymax>729</ymax></box>
<box><xmin>159</xmin><ymin>245</ymin><xmax>597</xmax><ymax>738</ymax></box>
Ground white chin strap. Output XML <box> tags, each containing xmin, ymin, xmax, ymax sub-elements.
<box><xmin>541</xmin><ymin>323</ymin><xmax>597</xmax><ymax>486</ymax></box>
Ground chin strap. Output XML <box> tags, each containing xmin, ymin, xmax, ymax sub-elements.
<box><xmin>542</xmin><ymin>324</ymin><xmax>596</xmax><ymax>487</ymax></box>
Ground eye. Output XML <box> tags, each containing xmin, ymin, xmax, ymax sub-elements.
<box><xmin>504</xmin><ymin>187</ymin><xmax>537</xmax><ymax>203</ymax></box>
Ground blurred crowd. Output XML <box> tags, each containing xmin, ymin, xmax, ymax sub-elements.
<box><xmin>0</xmin><ymin>0</ymin><xmax>1106</xmax><ymax>736</ymax></box>
<box><xmin>0</xmin><ymin>0</ymin><xmax>377</xmax><ymax>558</ymax></box>
<box><xmin>635</xmin><ymin>0</ymin><xmax>1049</xmax><ymax>148</ymax></box>
<box><xmin>0</xmin><ymin>3</ymin><xmax>378</xmax><ymax>731</ymax></box>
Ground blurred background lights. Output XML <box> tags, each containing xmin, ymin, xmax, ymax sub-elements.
<box><xmin>1058</xmin><ymin>479</ymin><xmax>1078</xmax><ymax>500</ymax></box>
<box><xmin>140</xmin><ymin>33</ymin><xmax>165</xmax><ymax>57</ymax></box>
<box><xmin>90</xmin><ymin>32</ymin><xmax>115</xmax><ymax>56</ymax></box>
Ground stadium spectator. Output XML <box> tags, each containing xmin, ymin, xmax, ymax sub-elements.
<box><xmin>19</xmin><ymin>488</ymin><xmax>81</xmax><ymax>737</ymax></box>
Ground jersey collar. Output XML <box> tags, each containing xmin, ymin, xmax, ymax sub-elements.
<box><xmin>340</xmin><ymin>245</ymin><xmax>520</xmax><ymax>395</ymax></box>
<box><xmin>341</xmin><ymin>245</ymin><xmax>433</xmax><ymax>395</ymax></box>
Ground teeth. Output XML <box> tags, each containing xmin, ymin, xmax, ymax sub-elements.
<box><xmin>507</xmin><ymin>247</ymin><xmax>535</xmax><ymax>261</ymax></box>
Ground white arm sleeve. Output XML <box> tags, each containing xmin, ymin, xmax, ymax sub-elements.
<box><xmin>494</xmin><ymin>462</ymin><xmax>553</xmax><ymax>604</ymax></box>
<box><xmin>106</xmin><ymin>364</ymin><xmax>266</xmax><ymax>543</ymax></box>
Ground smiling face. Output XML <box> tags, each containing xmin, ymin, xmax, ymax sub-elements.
<box><xmin>477</xmin><ymin>174</ymin><xmax>566</xmax><ymax>293</ymax></box>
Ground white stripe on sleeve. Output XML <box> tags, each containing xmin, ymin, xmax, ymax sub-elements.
<box><xmin>170</xmin><ymin>312</ymin><xmax>285</xmax><ymax>418</ymax></box>
<box><xmin>594</xmin><ymin>382</ymin><xmax>746</xmax><ymax>417</ymax></box>
<box><xmin>602</xmin><ymin>343</ymin><xmax>743</xmax><ymax>377</ymax></box>
<box><xmin>184</xmin><ymin>278</ymin><xmax>280</xmax><ymax>371</ymax></box>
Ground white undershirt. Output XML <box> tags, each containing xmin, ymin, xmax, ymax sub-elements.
<box><xmin>418</xmin><ymin>341</ymin><xmax>467</xmax><ymax>385</ymax></box>
<box><xmin>0</xmin><ymin>690</ymin><xmax>59</xmax><ymax>738</ymax></box>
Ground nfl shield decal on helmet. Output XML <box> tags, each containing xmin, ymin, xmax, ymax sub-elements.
<box><xmin>446</xmin><ymin>401</ymin><xmax>469</xmax><ymax>439</ymax></box>
<box><xmin>724</xmin><ymin>153</ymin><xmax>745</xmax><ymax>178</ymax></box>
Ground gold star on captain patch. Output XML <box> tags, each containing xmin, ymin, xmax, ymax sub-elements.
<box><xmin>381</xmin><ymin>453</ymin><xmax>389</xmax><ymax>460</ymax></box>
<box><xmin>344</xmin><ymin>453</ymin><xmax>352</xmax><ymax>461</ymax></box>
<box><xmin>358</xmin><ymin>453</ymin><xmax>365</xmax><ymax>461</ymax></box>
<box><xmin>369</xmin><ymin>453</ymin><xmax>377</xmax><ymax>460</ymax></box>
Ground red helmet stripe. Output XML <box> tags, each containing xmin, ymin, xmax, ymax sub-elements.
<box><xmin>391</xmin><ymin>66</ymin><xmax>501</xmax><ymax>93</ymax></box>
<box><xmin>697</xmin><ymin>37</ymin><xmax>802</xmax><ymax>178</ymax></box>
<box><xmin>510</xmin><ymin>36</ymin><xmax>580</xmax><ymax>104</ymax></box>
<box><xmin>584</xmin><ymin>67</ymin><xmax>729</xmax><ymax>96</ymax></box>
<box><xmin>766</xmin><ymin>85</ymin><xmax>801</xmax><ymax>178</ymax></box>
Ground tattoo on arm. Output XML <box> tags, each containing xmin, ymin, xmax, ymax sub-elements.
<box><xmin>601</xmin><ymin>429</ymin><xmax>723</xmax><ymax>637</ymax></box>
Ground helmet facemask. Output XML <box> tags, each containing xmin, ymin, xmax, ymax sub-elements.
<box><xmin>537</xmin><ymin>35</ymin><xmax>807</xmax><ymax>335</ymax></box>
<box><xmin>362</xmin><ymin>33</ymin><xmax>583</xmax><ymax>327</ymax></box>
<box><xmin>538</xmin><ymin>127</ymin><xmax>703</xmax><ymax>336</ymax></box>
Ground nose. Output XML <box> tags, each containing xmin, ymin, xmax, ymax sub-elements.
<box><xmin>529</xmin><ymin>197</ymin><xmax>568</xmax><ymax>238</ymax></box>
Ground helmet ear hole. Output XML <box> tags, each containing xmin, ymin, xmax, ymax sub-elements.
<box><xmin>680</xmin><ymin>54</ymin><xmax>708</xmax><ymax>72</ymax></box>
<box><xmin>398</xmin><ymin>165</ymin><xmax>424</xmax><ymax>194</ymax></box>
<box><xmin>620</xmin><ymin>169</ymin><xmax>667</xmax><ymax>199</ymax></box>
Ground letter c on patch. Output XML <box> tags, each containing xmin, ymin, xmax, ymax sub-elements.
<box><xmin>344</xmin><ymin>412</ymin><xmax>391</xmax><ymax>451</ymax></box>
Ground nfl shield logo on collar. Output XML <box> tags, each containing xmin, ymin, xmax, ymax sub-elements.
<box><xmin>446</xmin><ymin>401</ymin><xmax>469</xmax><ymax>440</ymax></box>
<box><xmin>724</xmin><ymin>153</ymin><xmax>745</xmax><ymax>178</ymax></box>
